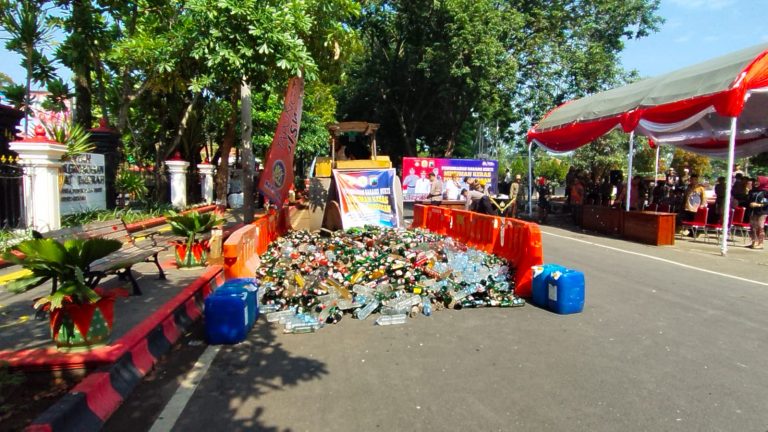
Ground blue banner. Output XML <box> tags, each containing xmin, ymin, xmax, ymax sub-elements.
<box><xmin>334</xmin><ymin>169</ymin><xmax>400</xmax><ymax>228</ymax></box>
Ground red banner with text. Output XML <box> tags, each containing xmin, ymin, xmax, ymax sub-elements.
<box><xmin>258</xmin><ymin>76</ymin><xmax>304</xmax><ymax>208</ymax></box>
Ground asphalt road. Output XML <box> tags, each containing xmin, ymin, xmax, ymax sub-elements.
<box><xmin>106</xmin><ymin>226</ymin><xmax>768</xmax><ymax>432</ymax></box>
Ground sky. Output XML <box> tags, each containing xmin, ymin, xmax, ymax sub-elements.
<box><xmin>1</xmin><ymin>1</ymin><xmax>768</xmax><ymax>89</ymax></box>
<box><xmin>620</xmin><ymin>0</ymin><xmax>768</xmax><ymax>77</ymax></box>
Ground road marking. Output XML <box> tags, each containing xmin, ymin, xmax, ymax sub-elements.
<box><xmin>541</xmin><ymin>230</ymin><xmax>768</xmax><ymax>287</ymax></box>
<box><xmin>149</xmin><ymin>344</ymin><xmax>221</xmax><ymax>432</ymax></box>
<box><xmin>0</xmin><ymin>269</ymin><xmax>31</xmax><ymax>284</ymax></box>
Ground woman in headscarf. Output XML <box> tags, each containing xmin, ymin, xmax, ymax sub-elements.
<box><xmin>746</xmin><ymin>176</ymin><xmax>768</xmax><ymax>249</ymax></box>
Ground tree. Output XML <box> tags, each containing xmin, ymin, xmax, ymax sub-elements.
<box><xmin>182</xmin><ymin>0</ymin><xmax>358</xmax><ymax>222</ymax></box>
<box><xmin>338</xmin><ymin>0</ymin><xmax>662</xmax><ymax>163</ymax></box>
<box><xmin>672</xmin><ymin>148</ymin><xmax>711</xmax><ymax>180</ymax></box>
<box><xmin>0</xmin><ymin>71</ymin><xmax>13</xmax><ymax>88</ymax></box>
<box><xmin>569</xmin><ymin>130</ymin><xmax>629</xmax><ymax>179</ymax></box>
<box><xmin>0</xmin><ymin>0</ymin><xmax>57</xmax><ymax>133</ymax></box>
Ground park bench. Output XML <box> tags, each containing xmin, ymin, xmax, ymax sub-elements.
<box><xmin>42</xmin><ymin>219</ymin><xmax>168</xmax><ymax>296</ymax></box>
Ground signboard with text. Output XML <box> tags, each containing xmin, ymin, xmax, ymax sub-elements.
<box><xmin>401</xmin><ymin>157</ymin><xmax>498</xmax><ymax>201</ymax></box>
<box><xmin>60</xmin><ymin>153</ymin><xmax>107</xmax><ymax>215</ymax></box>
<box><xmin>334</xmin><ymin>168</ymin><xmax>400</xmax><ymax>229</ymax></box>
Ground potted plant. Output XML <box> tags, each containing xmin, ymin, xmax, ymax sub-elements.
<box><xmin>167</xmin><ymin>210</ymin><xmax>224</xmax><ymax>268</ymax></box>
<box><xmin>3</xmin><ymin>237</ymin><xmax>122</xmax><ymax>351</ymax></box>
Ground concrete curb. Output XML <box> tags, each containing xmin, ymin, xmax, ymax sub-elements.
<box><xmin>24</xmin><ymin>266</ymin><xmax>224</xmax><ymax>432</ymax></box>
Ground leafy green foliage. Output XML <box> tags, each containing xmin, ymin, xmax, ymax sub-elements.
<box><xmin>0</xmin><ymin>0</ymin><xmax>57</xmax><ymax>131</ymax></box>
<box><xmin>41</xmin><ymin>119</ymin><xmax>95</xmax><ymax>161</ymax></box>
<box><xmin>671</xmin><ymin>148</ymin><xmax>711</xmax><ymax>180</ymax></box>
<box><xmin>3</xmin><ymin>238</ymin><xmax>122</xmax><ymax>309</ymax></box>
<box><xmin>60</xmin><ymin>204</ymin><xmax>175</xmax><ymax>227</ymax></box>
<box><xmin>338</xmin><ymin>0</ymin><xmax>662</xmax><ymax>162</ymax></box>
<box><xmin>42</xmin><ymin>78</ymin><xmax>74</xmax><ymax>112</ymax></box>
<box><xmin>0</xmin><ymin>83</ymin><xmax>28</xmax><ymax>111</ymax></box>
<box><xmin>115</xmin><ymin>170</ymin><xmax>148</xmax><ymax>199</ymax></box>
<box><xmin>569</xmin><ymin>130</ymin><xmax>630</xmax><ymax>179</ymax></box>
<box><xmin>167</xmin><ymin>210</ymin><xmax>224</xmax><ymax>244</ymax></box>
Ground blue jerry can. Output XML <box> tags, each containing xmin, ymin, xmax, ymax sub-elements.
<box><xmin>204</xmin><ymin>295</ymin><xmax>248</xmax><ymax>345</ymax></box>
<box><xmin>531</xmin><ymin>264</ymin><xmax>566</xmax><ymax>307</ymax></box>
<box><xmin>546</xmin><ymin>269</ymin><xmax>585</xmax><ymax>314</ymax></box>
<box><xmin>215</xmin><ymin>281</ymin><xmax>258</xmax><ymax>328</ymax></box>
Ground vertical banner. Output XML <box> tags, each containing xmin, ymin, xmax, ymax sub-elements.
<box><xmin>334</xmin><ymin>169</ymin><xmax>400</xmax><ymax>229</ymax></box>
<box><xmin>258</xmin><ymin>76</ymin><xmax>305</xmax><ymax>208</ymax></box>
<box><xmin>401</xmin><ymin>157</ymin><xmax>498</xmax><ymax>201</ymax></box>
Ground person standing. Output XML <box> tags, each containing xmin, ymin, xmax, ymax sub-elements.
<box><xmin>682</xmin><ymin>173</ymin><xmax>706</xmax><ymax>225</ymax></box>
<box><xmin>570</xmin><ymin>177</ymin><xmax>584</xmax><ymax>224</ymax></box>
<box><xmin>746</xmin><ymin>176</ymin><xmax>768</xmax><ymax>249</ymax></box>
<box><xmin>427</xmin><ymin>172</ymin><xmax>443</xmax><ymax>201</ymax></box>
<box><xmin>537</xmin><ymin>177</ymin><xmax>551</xmax><ymax>224</ymax></box>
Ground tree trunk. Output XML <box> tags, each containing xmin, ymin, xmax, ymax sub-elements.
<box><xmin>72</xmin><ymin>0</ymin><xmax>93</xmax><ymax>129</ymax></box>
<box><xmin>394</xmin><ymin>108</ymin><xmax>416</xmax><ymax>156</ymax></box>
<box><xmin>162</xmin><ymin>93</ymin><xmax>199</xmax><ymax>160</ymax></box>
<box><xmin>94</xmin><ymin>58</ymin><xmax>110</xmax><ymax>124</ymax></box>
<box><xmin>240</xmin><ymin>79</ymin><xmax>255</xmax><ymax>223</ymax></box>
<box><xmin>214</xmin><ymin>89</ymin><xmax>239</xmax><ymax>204</ymax></box>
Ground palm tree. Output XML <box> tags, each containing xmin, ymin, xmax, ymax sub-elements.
<box><xmin>0</xmin><ymin>0</ymin><xmax>57</xmax><ymax>134</ymax></box>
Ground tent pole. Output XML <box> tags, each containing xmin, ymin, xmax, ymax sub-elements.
<box><xmin>528</xmin><ymin>142</ymin><xmax>533</xmax><ymax>217</ymax></box>
<box><xmin>654</xmin><ymin>144</ymin><xmax>660</xmax><ymax>187</ymax></box>
<box><xmin>626</xmin><ymin>131</ymin><xmax>635</xmax><ymax>212</ymax></box>
<box><xmin>721</xmin><ymin>117</ymin><xmax>738</xmax><ymax>256</ymax></box>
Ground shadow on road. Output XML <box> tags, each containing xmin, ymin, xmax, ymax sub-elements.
<box><xmin>171</xmin><ymin>322</ymin><xmax>328</xmax><ymax>431</ymax></box>
<box><xmin>105</xmin><ymin>321</ymin><xmax>328</xmax><ymax>431</ymax></box>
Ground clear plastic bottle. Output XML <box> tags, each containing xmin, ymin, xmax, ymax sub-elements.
<box><xmin>375</xmin><ymin>314</ymin><xmax>407</xmax><ymax>326</ymax></box>
<box><xmin>354</xmin><ymin>299</ymin><xmax>380</xmax><ymax>320</ymax></box>
<box><xmin>422</xmin><ymin>297</ymin><xmax>432</xmax><ymax>316</ymax></box>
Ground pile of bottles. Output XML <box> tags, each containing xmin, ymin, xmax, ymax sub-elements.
<box><xmin>256</xmin><ymin>226</ymin><xmax>525</xmax><ymax>334</ymax></box>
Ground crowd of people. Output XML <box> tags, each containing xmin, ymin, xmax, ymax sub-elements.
<box><xmin>556</xmin><ymin>165</ymin><xmax>767</xmax><ymax>249</ymax></box>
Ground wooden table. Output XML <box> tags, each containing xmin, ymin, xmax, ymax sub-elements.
<box><xmin>622</xmin><ymin>211</ymin><xmax>676</xmax><ymax>245</ymax></box>
<box><xmin>581</xmin><ymin>205</ymin><xmax>623</xmax><ymax>236</ymax></box>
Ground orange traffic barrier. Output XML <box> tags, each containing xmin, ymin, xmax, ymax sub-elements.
<box><xmin>493</xmin><ymin>218</ymin><xmax>543</xmax><ymax>297</ymax></box>
<box><xmin>412</xmin><ymin>204</ymin><xmax>427</xmax><ymax>228</ymax></box>
<box><xmin>420</xmin><ymin>205</ymin><xmax>544</xmax><ymax>298</ymax></box>
<box><xmin>450</xmin><ymin>209</ymin><xmax>471</xmax><ymax>244</ymax></box>
<box><xmin>426</xmin><ymin>206</ymin><xmax>445</xmax><ymax>234</ymax></box>
<box><xmin>223</xmin><ymin>208</ymin><xmax>293</xmax><ymax>278</ymax></box>
<box><xmin>222</xmin><ymin>224</ymin><xmax>259</xmax><ymax>279</ymax></box>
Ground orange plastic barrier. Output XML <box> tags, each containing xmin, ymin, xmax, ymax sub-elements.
<box><xmin>223</xmin><ymin>209</ymin><xmax>292</xmax><ymax>278</ymax></box>
<box><xmin>419</xmin><ymin>205</ymin><xmax>544</xmax><ymax>298</ymax></box>
<box><xmin>492</xmin><ymin>218</ymin><xmax>544</xmax><ymax>297</ymax></box>
<box><xmin>449</xmin><ymin>209</ymin><xmax>471</xmax><ymax>244</ymax></box>
<box><xmin>412</xmin><ymin>204</ymin><xmax>427</xmax><ymax>228</ymax></box>
<box><xmin>222</xmin><ymin>224</ymin><xmax>259</xmax><ymax>279</ymax></box>
<box><xmin>426</xmin><ymin>206</ymin><xmax>446</xmax><ymax>234</ymax></box>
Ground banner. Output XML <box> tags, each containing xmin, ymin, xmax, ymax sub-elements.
<box><xmin>401</xmin><ymin>157</ymin><xmax>498</xmax><ymax>201</ymax></box>
<box><xmin>60</xmin><ymin>153</ymin><xmax>106</xmax><ymax>215</ymax></box>
<box><xmin>258</xmin><ymin>76</ymin><xmax>304</xmax><ymax>208</ymax></box>
<box><xmin>334</xmin><ymin>169</ymin><xmax>400</xmax><ymax>229</ymax></box>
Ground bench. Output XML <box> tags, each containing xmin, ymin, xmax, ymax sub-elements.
<box><xmin>42</xmin><ymin>219</ymin><xmax>168</xmax><ymax>295</ymax></box>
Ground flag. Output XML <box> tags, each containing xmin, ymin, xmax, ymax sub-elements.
<box><xmin>258</xmin><ymin>76</ymin><xmax>305</xmax><ymax>208</ymax></box>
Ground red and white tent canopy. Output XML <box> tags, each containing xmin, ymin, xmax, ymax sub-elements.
<box><xmin>527</xmin><ymin>43</ymin><xmax>768</xmax><ymax>158</ymax></box>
